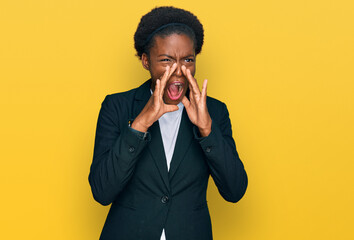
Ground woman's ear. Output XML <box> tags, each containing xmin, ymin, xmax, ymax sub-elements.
<box><xmin>141</xmin><ymin>53</ymin><xmax>150</xmax><ymax>70</ymax></box>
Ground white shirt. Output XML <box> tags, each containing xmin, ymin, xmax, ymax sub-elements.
<box><xmin>158</xmin><ymin>102</ymin><xmax>184</xmax><ymax>240</ymax></box>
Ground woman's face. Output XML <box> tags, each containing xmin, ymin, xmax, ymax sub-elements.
<box><xmin>142</xmin><ymin>33</ymin><xmax>196</xmax><ymax>105</ymax></box>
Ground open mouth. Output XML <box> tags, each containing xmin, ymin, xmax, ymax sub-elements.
<box><xmin>167</xmin><ymin>82</ymin><xmax>184</xmax><ymax>101</ymax></box>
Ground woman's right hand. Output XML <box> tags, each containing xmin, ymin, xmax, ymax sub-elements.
<box><xmin>131</xmin><ymin>63</ymin><xmax>178</xmax><ymax>132</ymax></box>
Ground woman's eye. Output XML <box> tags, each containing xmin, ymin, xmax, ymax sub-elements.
<box><xmin>161</xmin><ymin>59</ymin><xmax>171</xmax><ymax>62</ymax></box>
<box><xmin>185</xmin><ymin>58</ymin><xmax>194</xmax><ymax>63</ymax></box>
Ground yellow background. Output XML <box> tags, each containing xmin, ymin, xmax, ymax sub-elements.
<box><xmin>1</xmin><ymin>0</ymin><xmax>353</xmax><ymax>239</ymax></box>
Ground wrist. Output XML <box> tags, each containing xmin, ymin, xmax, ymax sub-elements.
<box><xmin>199</xmin><ymin>128</ymin><xmax>211</xmax><ymax>137</ymax></box>
<box><xmin>131</xmin><ymin>119</ymin><xmax>148</xmax><ymax>133</ymax></box>
<box><xmin>198</xmin><ymin>123</ymin><xmax>212</xmax><ymax>137</ymax></box>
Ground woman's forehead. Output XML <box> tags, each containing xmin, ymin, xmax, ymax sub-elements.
<box><xmin>151</xmin><ymin>34</ymin><xmax>195</xmax><ymax>56</ymax></box>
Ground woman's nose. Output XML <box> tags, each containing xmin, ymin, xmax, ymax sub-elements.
<box><xmin>174</xmin><ymin>63</ymin><xmax>183</xmax><ymax>77</ymax></box>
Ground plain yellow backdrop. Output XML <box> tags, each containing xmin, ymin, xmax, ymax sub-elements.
<box><xmin>1</xmin><ymin>0</ymin><xmax>353</xmax><ymax>239</ymax></box>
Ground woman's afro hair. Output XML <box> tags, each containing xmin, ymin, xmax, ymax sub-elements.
<box><xmin>134</xmin><ymin>6</ymin><xmax>204</xmax><ymax>59</ymax></box>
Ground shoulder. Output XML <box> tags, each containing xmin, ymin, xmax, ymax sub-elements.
<box><xmin>99</xmin><ymin>89</ymin><xmax>135</xmax><ymax>117</ymax></box>
<box><xmin>206</xmin><ymin>96</ymin><xmax>226</xmax><ymax>108</ymax></box>
<box><xmin>206</xmin><ymin>96</ymin><xmax>229</xmax><ymax>117</ymax></box>
<box><xmin>97</xmin><ymin>80</ymin><xmax>151</xmax><ymax>124</ymax></box>
<box><xmin>102</xmin><ymin>80</ymin><xmax>150</xmax><ymax>110</ymax></box>
<box><xmin>98</xmin><ymin>86</ymin><xmax>137</xmax><ymax>117</ymax></box>
<box><xmin>104</xmin><ymin>87</ymin><xmax>138</xmax><ymax>105</ymax></box>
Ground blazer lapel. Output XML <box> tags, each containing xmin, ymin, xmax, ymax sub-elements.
<box><xmin>168</xmin><ymin>109</ymin><xmax>194</xmax><ymax>180</ymax></box>
<box><xmin>133</xmin><ymin>79</ymin><xmax>170</xmax><ymax>191</ymax></box>
<box><xmin>148</xmin><ymin>121</ymin><xmax>170</xmax><ymax>191</ymax></box>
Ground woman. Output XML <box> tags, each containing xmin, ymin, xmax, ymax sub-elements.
<box><xmin>89</xmin><ymin>6</ymin><xmax>248</xmax><ymax>240</ymax></box>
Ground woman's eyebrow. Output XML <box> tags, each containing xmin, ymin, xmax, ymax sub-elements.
<box><xmin>158</xmin><ymin>54</ymin><xmax>173</xmax><ymax>58</ymax></box>
<box><xmin>157</xmin><ymin>54</ymin><xmax>195</xmax><ymax>58</ymax></box>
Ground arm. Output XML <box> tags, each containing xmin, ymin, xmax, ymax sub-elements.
<box><xmin>194</xmin><ymin>102</ymin><xmax>248</xmax><ymax>203</ymax></box>
<box><xmin>181</xmin><ymin>65</ymin><xmax>247</xmax><ymax>203</ymax></box>
<box><xmin>88</xmin><ymin>95</ymin><xmax>150</xmax><ymax>206</ymax></box>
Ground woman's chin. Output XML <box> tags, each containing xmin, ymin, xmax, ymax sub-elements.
<box><xmin>164</xmin><ymin>98</ymin><xmax>182</xmax><ymax>105</ymax></box>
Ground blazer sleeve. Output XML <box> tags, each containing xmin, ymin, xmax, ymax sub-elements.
<box><xmin>193</xmin><ymin>101</ymin><xmax>248</xmax><ymax>203</ymax></box>
<box><xmin>89</xmin><ymin>95</ymin><xmax>150</xmax><ymax>206</ymax></box>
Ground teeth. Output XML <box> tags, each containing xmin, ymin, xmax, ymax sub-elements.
<box><xmin>171</xmin><ymin>82</ymin><xmax>183</xmax><ymax>92</ymax></box>
<box><xmin>171</xmin><ymin>82</ymin><xmax>183</xmax><ymax>93</ymax></box>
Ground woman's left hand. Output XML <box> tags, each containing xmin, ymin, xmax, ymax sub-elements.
<box><xmin>181</xmin><ymin>65</ymin><xmax>212</xmax><ymax>137</ymax></box>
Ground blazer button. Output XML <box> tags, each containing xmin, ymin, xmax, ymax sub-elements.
<box><xmin>161</xmin><ymin>196</ymin><xmax>169</xmax><ymax>204</ymax></box>
<box><xmin>128</xmin><ymin>146</ymin><xmax>135</xmax><ymax>153</ymax></box>
<box><xmin>205</xmin><ymin>146</ymin><xmax>212</xmax><ymax>153</ymax></box>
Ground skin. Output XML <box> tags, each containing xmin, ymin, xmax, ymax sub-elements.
<box><xmin>131</xmin><ymin>33</ymin><xmax>212</xmax><ymax>137</ymax></box>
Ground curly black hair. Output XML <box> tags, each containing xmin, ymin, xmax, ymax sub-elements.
<box><xmin>134</xmin><ymin>6</ymin><xmax>204</xmax><ymax>59</ymax></box>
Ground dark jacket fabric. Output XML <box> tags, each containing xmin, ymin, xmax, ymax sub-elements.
<box><xmin>89</xmin><ymin>80</ymin><xmax>248</xmax><ymax>240</ymax></box>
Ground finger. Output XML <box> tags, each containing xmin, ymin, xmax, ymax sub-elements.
<box><xmin>201</xmin><ymin>79</ymin><xmax>208</xmax><ymax>101</ymax></box>
<box><xmin>154</xmin><ymin>79</ymin><xmax>160</xmax><ymax>100</ymax></box>
<box><xmin>181</xmin><ymin>65</ymin><xmax>194</xmax><ymax>92</ymax></box>
<box><xmin>182</xmin><ymin>96</ymin><xmax>191</xmax><ymax>108</ymax></box>
<box><xmin>161</xmin><ymin>63</ymin><xmax>177</xmax><ymax>84</ymax></box>
<box><xmin>182</xmin><ymin>66</ymin><xmax>200</xmax><ymax>95</ymax></box>
<box><xmin>160</xmin><ymin>63</ymin><xmax>177</xmax><ymax>98</ymax></box>
<box><xmin>167</xmin><ymin>63</ymin><xmax>177</xmax><ymax>79</ymax></box>
<box><xmin>164</xmin><ymin>104</ymin><xmax>179</xmax><ymax>113</ymax></box>
<box><xmin>159</xmin><ymin>65</ymin><xmax>171</xmax><ymax>97</ymax></box>
<box><xmin>189</xmin><ymin>87</ymin><xmax>195</xmax><ymax>102</ymax></box>
<box><xmin>181</xmin><ymin>64</ymin><xmax>188</xmax><ymax>77</ymax></box>
<box><xmin>187</xmin><ymin>68</ymin><xmax>201</xmax><ymax>94</ymax></box>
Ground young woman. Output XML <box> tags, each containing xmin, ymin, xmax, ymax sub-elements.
<box><xmin>89</xmin><ymin>6</ymin><xmax>248</xmax><ymax>240</ymax></box>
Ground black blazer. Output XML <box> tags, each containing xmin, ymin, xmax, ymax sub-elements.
<box><xmin>89</xmin><ymin>80</ymin><xmax>248</xmax><ymax>240</ymax></box>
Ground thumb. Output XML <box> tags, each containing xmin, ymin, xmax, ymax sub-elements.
<box><xmin>164</xmin><ymin>104</ymin><xmax>179</xmax><ymax>113</ymax></box>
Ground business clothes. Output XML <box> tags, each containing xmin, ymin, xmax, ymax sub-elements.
<box><xmin>89</xmin><ymin>79</ymin><xmax>248</xmax><ymax>240</ymax></box>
